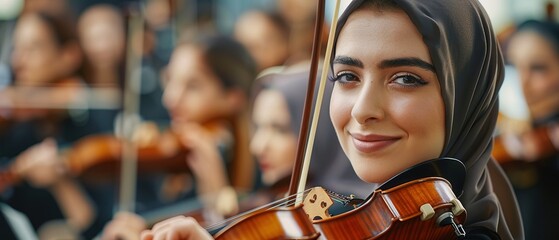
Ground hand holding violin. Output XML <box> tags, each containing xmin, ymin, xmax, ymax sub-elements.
<box><xmin>140</xmin><ymin>216</ymin><xmax>212</xmax><ymax>240</ymax></box>
<box><xmin>173</xmin><ymin>122</ymin><xmax>239</xmax><ymax>217</ymax></box>
<box><xmin>101</xmin><ymin>212</ymin><xmax>147</xmax><ymax>240</ymax></box>
<box><xmin>13</xmin><ymin>138</ymin><xmax>66</xmax><ymax>188</ymax></box>
<box><xmin>10</xmin><ymin>138</ymin><xmax>95</xmax><ymax>229</ymax></box>
<box><xmin>493</xmin><ymin>123</ymin><xmax>559</xmax><ymax>163</ymax></box>
<box><xmin>173</xmin><ymin>123</ymin><xmax>227</xmax><ymax>192</ymax></box>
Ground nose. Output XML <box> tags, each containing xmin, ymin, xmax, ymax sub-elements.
<box><xmin>351</xmin><ymin>81</ymin><xmax>385</xmax><ymax>124</ymax></box>
<box><xmin>11</xmin><ymin>49</ymin><xmax>25</xmax><ymax>72</ymax></box>
<box><xmin>162</xmin><ymin>83</ymin><xmax>183</xmax><ymax>113</ymax></box>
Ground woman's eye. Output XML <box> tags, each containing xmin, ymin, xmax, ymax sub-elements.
<box><xmin>392</xmin><ymin>73</ymin><xmax>427</xmax><ymax>87</ymax></box>
<box><xmin>272</xmin><ymin>123</ymin><xmax>292</xmax><ymax>134</ymax></box>
<box><xmin>329</xmin><ymin>72</ymin><xmax>358</xmax><ymax>83</ymax></box>
<box><xmin>530</xmin><ymin>63</ymin><xmax>549</xmax><ymax>73</ymax></box>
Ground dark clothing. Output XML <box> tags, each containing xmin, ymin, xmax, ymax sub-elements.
<box><xmin>0</xmin><ymin>199</ymin><xmax>20</xmax><ymax>240</ymax></box>
<box><xmin>505</xmin><ymin>156</ymin><xmax>559</xmax><ymax>240</ymax></box>
<box><xmin>0</xmin><ymin>108</ymin><xmax>116</xmax><ymax>235</ymax></box>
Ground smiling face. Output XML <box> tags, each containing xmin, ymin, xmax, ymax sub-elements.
<box><xmin>250</xmin><ymin>89</ymin><xmax>297</xmax><ymax>185</ymax></box>
<box><xmin>329</xmin><ymin>7</ymin><xmax>445</xmax><ymax>183</ymax></box>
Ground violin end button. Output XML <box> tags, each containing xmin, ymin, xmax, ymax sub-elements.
<box><xmin>420</xmin><ymin>203</ymin><xmax>435</xmax><ymax>221</ymax></box>
<box><xmin>450</xmin><ymin>199</ymin><xmax>465</xmax><ymax>216</ymax></box>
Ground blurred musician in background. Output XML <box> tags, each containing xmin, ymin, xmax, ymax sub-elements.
<box><xmin>0</xmin><ymin>10</ymin><xmax>104</xmax><ymax>238</ymax></box>
<box><xmin>140</xmin><ymin>35</ymin><xmax>257</xmax><ymax>221</ymax></box>
<box><xmin>498</xmin><ymin>19</ymin><xmax>559</xmax><ymax>239</ymax></box>
<box><xmin>233</xmin><ymin>10</ymin><xmax>290</xmax><ymax>75</ymax></box>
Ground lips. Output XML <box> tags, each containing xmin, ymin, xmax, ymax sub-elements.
<box><xmin>350</xmin><ymin>132</ymin><xmax>400</xmax><ymax>153</ymax></box>
<box><xmin>258</xmin><ymin>161</ymin><xmax>271</xmax><ymax>172</ymax></box>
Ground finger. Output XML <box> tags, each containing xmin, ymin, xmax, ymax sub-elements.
<box><xmin>42</xmin><ymin>137</ymin><xmax>57</xmax><ymax>148</ymax></box>
<box><xmin>114</xmin><ymin>224</ymin><xmax>143</xmax><ymax>240</ymax></box>
<box><xmin>151</xmin><ymin>215</ymin><xmax>187</xmax><ymax>232</ymax></box>
<box><xmin>140</xmin><ymin>230</ymin><xmax>154</xmax><ymax>240</ymax></box>
<box><xmin>115</xmin><ymin>212</ymin><xmax>147</xmax><ymax>230</ymax></box>
<box><xmin>163</xmin><ymin>217</ymin><xmax>209</xmax><ymax>240</ymax></box>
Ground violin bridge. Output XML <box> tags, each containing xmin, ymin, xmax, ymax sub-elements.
<box><xmin>302</xmin><ymin>187</ymin><xmax>334</xmax><ymax>221</ymax></box>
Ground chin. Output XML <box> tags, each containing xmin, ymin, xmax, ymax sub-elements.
<box><xmin>351</xmin><ymin>161</ymin><xmax>394</xmax><ymax>184</ymax></box>
<box><xmin>261</xmin><ymin>173</ymin><xmax>276</xmax><ymax>186</ymax></box>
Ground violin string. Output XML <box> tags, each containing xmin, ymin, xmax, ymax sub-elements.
<box><xmin>204</xmin><ymin>189</ymin><xmax>310</xmax><ymax>231</ymax></box>
<box><xmin>204</xmin><ymin>188</ymin><xmax>314</xmax><ymax>231</ymax></box>
<box><xmin>325</xmin><ymin>189</ymin><xmax>356</xmax><ymax>205</ymax></box>
<box><xmin>204</xmin><ymin>187</ymin><xmax>353</xmax><ymax>232</ymax></box>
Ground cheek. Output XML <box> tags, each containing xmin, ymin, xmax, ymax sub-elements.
<box><xmin>390</xmin><ymin>95</ymin><xmax>445</xmax><ymax>157</ymax></box>
<box><xmin>180</xmin><ymin>96</ymin><xmax>204</xmax><ymax>116</ymax></box>
<box><xmin>274</xmin><ymin>137</ymin><xmax>297</xmax><ymax>173</ymax></box>
<box><xmin>283</xmin><ymin>137</ymin><xmax>298</xmax><ymax>163</ymax></box>
<box><xmin>329</xmin><ymin>90</ymin><xmax>352</xmax><ymax>133</ymax></box>
<box><xmin>272</xmin><ymin>137</ymin><xmax>297</xmax><ymax>163</ymax></box>
<box><xmin>27</xmin><ymin>54</ymin><xmax>50</xmax><ymax>70</ymax></box>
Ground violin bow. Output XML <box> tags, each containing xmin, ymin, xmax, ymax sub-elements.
<box><xmin>119</xmin><ymin>5</ymin><xmax>145</xmax><ymax>212</ymax></box>
<box><xmin>288</xmin><ymin>0</ymin><xmax>342</xmax><ymax>198</ymax></box>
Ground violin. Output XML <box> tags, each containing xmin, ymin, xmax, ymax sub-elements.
<box><xmin>207</xmin><ymin>158</ymin><xmax>467</xmax><ymax>240</ymax></box>
<box><xmin>0</xmin><ymin>130</ymin><xmax>189</xmax><ymax>191</ymax></box>
<box><xmin>492</xmin><ymin>125</ymin><xmax>558</xmax><ymax>164</ymax></box>
<box><xmin>0</xmin><ymin>79</ymin><xmax>122</xmax><ymax>191</ymax></box>
<box><xmin>492</xmin><ymin>110</ymin><xmax>559</xmax><ymax>164</ymax></box>
<box><xmin>66</xmin><ymin>130</ymin><xmax>189</xmax><ymax>181</ymax></box>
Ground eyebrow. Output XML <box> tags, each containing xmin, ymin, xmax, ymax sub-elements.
<box><xmin>333</xmin><ymin>55</ymin><xmax>436</xmax><ymax>72</ymax></box>
<box><xmin>333</xmin><ymin>56</ymin><xmax>364</xmax><ymax>68</ymax></box>
<box><xmin>380</xmin><ymin>57</ymin><xmax>436</xmax><ymax>72</ymax></box>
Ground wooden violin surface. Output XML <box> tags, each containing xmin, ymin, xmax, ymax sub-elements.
<box><xmin>213</xmin><ymin>205</ymin><xmax>320</xmax><ymax>240</ymax></box>
<box><xmin>205</xmin><ymin>158</ymin><xmax>467</xmax><ymax>240</ymax></box>
<box><xmin>492</xmin><ymin>126</ymin><xmax>557</xmax><ymax>164</ymax></box>
<box><xmin>313</xmin><ymin>177</ymin><xmax>466</xmax><ymax>240</ymax></box>
<box><xmin>66</xmin><ymin>132</ymin><xmax>189</xmax><ymax>181</ymax></box>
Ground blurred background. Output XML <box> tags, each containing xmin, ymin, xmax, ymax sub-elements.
<box><xmin>0</xmin><ymin>0</ymin><xmax>558</xmax><ymax>239</ymax></box>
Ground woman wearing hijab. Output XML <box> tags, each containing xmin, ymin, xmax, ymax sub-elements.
<box><xmin>139</xmin><ymin>0</ymin><xmax>523</xmax><ymax>239</ymax></box>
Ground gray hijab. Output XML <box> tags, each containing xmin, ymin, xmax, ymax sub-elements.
<box><xmin>333</xmin><ymin>0</ymin><xmax>522</xmax><ymax>239</ymax></box>
<box><xmin>261</xmin><ymin>71</ymin><xmax>372</xmax><ymax>196</ymax></box>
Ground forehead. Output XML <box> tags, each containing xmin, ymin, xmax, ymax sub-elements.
<box><xmin>509</xmin><ymin>31</ymin><xmax>558</xmax><ymax>59</ymax></box>
<box><xmin>335</xmin><ymin>7</ymin><xmax>431</xmax><ymax>64</ymax></box>
<box><xmin>168</xmin><ymin>45</ymin><xmax>205</xmax><ymax>72</ymax></box>
<box><xmin>15</xmin><ymin>15</ymin><xmax>53</xmax><ymax>41</ymax></box>
<box><xmin>253</xmin><ymin>89</ymin><xmax>290</xmax><ymax>123</ymax></box>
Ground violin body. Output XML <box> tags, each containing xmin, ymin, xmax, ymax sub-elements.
<box><xmin>492</xmin><ymin>126</ymin><xmax>557</xmax><ymax>164</ymax></box>
<box><xmin>313</xmin><ymin>177</ymin><xmax>465</xmax><ymax>240</ymax></box>
<box><xmin>213</xmin><ymin>205</ymin><xmax>320</xmax><ymax>240</ymax></box>
<box><xmin>66</xmin><ymin>132</ymin><xmax>189</xmax><ymax>181</ymax></box>
<box><xmin>206</xmin><ymin>176</ymin><xmax>465</xmax><ymax>240</ymax></box>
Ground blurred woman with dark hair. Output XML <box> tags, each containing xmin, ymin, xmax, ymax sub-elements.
<box><xmin>502</xmin><ymin>19</ymin><xmax>559</xmax><ymax>239</ymax></box>
<box><xmin>1</xmin><ymin>10</ymin><xmax>99</xmax><ymax>237</ymax></box>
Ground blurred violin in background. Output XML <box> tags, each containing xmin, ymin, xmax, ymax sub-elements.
<box><xmin>492</xmin><ymin>122</ymin><xmax>559</xmax><ymax>164</ymax></box>
<box><xmin>0</xmin><ymin>124</ymin><xmax>189</xmax><ymax>192</ymax></box>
